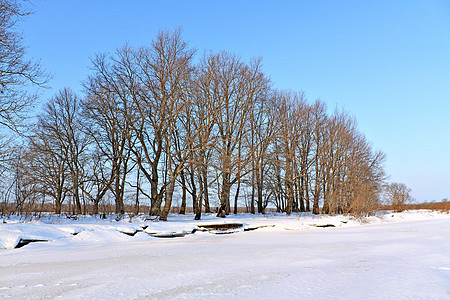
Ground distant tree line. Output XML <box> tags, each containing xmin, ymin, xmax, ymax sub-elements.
<box><xmin>1</xmin><ymin>1</ymin><xmax>403</xmax><ymax>219</ymax></box>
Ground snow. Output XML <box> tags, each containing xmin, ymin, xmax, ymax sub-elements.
<box><xmin>0</xmin><ymin>210</ymin><xmax>449</xmax><ymax>299</ymax></box>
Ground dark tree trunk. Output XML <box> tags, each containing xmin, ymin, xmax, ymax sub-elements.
<box><xmin>195</xmin><ymin>173</ymin><xmax>203</xmax><ymax>221</ymax></box>
<box><xmin>285</xmin><ymin>179</ymin><xmax>293</xmax><ymax>215</ymax></box>
<box><xmin>217</xmin><ymin>173</ymin><xmax>230</xmax><ymax>217</ymax></box>
<box><xmin>135</xmin><ymin>166</ymin><xmax>140</xmax><ymax>215</ymax></box>
<box><xmin>149</xmin><ymin>154</ymin><xmax>162</xmax><ymax>216</ymax></box>
<box><xmin>179</xmin><ymin>170</ymin><xmax>187</xmax><ymax>214</ymax></box>
<box><xmin>114</xmin><ymin>161</ymin><xmax>125</xmax><ymax>215</ymax></box>
<box><xmin>257</xmin><ymin>166</ymin><xmax>264</xmax><ymax>214</ymax></box>
<box><xmin>160</xmin><ymin>179</ymin><xmax>176</xmax><ymax>221</ymax></box>
<box><xmin>250</xmin><ymin>170</ymin><xmax>255</xmax><ymax>214</ymax></box>
<box><xmin>55</xmin><ymin>199</ymin><xmax>62</xmax><ymax>214</ymax></box>
<box><xmin>149</xmin><ymin>179</ymin><xmax>160</xmax><ymax>216</ymax></box>
<box><xmin>305</xmin><ymin>174</ymin><xmax>310</xmax><ymax>211</ymax></box>
<box><xmin>312</xmin><ymin>194</ymin><xmax>320</xmax><ymax>215</ymax></box>
<box><xmin>202</xmin><ymin>163</ymin><xmax>211</xmax><ymax>213</ymax></box>
<box><xmin>233</xmin><ymin>178</ymin><xmax>240</xmax><ymax>214</ymax></box>
<box><xmin>93</xmin><ymin>198</ymin><xmax>99</xmax><ymax>215</ymax></box>
<box><xmin>73</xmin><ymin>174</ymin><xmax>82</xmax><ymax>215</ymax></box>
<box><xmin>189</xmin><ymin>165</ymin><xmax>202</xmax><ymax>220</ymax></box>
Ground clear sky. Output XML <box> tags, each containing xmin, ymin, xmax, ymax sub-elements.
<box><xmin>18</xmin><ymin>0</ymin><xmax>450</xmax><ymax>202</ymax></box>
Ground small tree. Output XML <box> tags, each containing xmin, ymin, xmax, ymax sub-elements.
<box><xmin>384</xmin><ymin>182</ymin><xmax>414</xmax><ymax>212</ymax></box>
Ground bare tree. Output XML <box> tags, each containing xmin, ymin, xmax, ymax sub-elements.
<box><xmin>384</xmin><ymin>182</ymin><xmax>413</xmax><ymax>212</ymax></box>
<box><xmin>318</xmin><ymin>109</ymin><xmax>386</xmax><ymax>214</ymax></box>
<box><xmin>26</xmin><ymin>127</ymin><xmax>69</xmax><ymax>214</ymax></box>
<box><xmin>0</xmin><ymin>0</ymin><xmax>48</xmax><ymax>131</ymax></box>
<box><xmin>309</xmin><ymin>100</ymin><xmax>328</xmax><ymax>214</ymax></box>
<box><xmin>8</xmin><ymin>148</ymin><xmax>40</xmax><ymax>215</ymax></box>
<box><xmin>132</xmin><ymin>28</ymin><xmax>195</xmax><ymax>218</ymax></box>
<box><xmin>87</xmin><ymin>28</ymin><xmax>195</xmax><ymax>218</ymax></box>
<box><xmin>83</xmin><ymin>77</ymin><xmax>134</xmax><ymax>215</ymax></box>
<box><xmin>273</xmin><ymin>91</ymin><xmax>306</xmax><ymax>215</ymax></box>
<box><xmin>295</xmin><ymin>103</ymin><xmax>316</xmax><ymax>212</ymax></box>
<box><xmin>0</xmin><ymin>0</ymin><xmax>49</xmax><ymax>196</ymax></box>
<box><xmin>159</xmin><ymin>84</ymin><xmax>196</xmax><ymax>221</ymax></box>
<box><xmin>247</xmin><ymin>91</ymin><xmax>278</xmax><ymax>214</ymax></box>
<box><xmin>38</xmin><ymin>88</ymin><xmax>89</xmax><ymax>215</ymax></box>
<box><xmin>347</xmin><ymin>148</ymin><xmax>386</xmax><ymax>215</ymax></box>
<box><xmin>198</xmin><ymin>51</ymin><xmax>269</xmax><ymax>217</ymax></box>
<box><xmin>180</xmin><ymin>86</ymin><xmax>218</xmax><ymax>220</ymax></box>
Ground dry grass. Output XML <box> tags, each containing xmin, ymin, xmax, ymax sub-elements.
<box><xmin>378</xmin><ymin>201</ymin><xmax>450</xmax><ymax>213</ymax></box>
<box><xmin>2</xmin><ymin>201</ymin><xmax>449</xmax><ymax>217</ymax></box>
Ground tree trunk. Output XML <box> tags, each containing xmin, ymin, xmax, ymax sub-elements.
<box><xmin>312</xmin><ymin>193</ymin><xmax>320</xmax><ymax>214</ymax></box>
<box><xmin>299</xmin><ymin>176</ymin><xmax>305</xmax><ymax>212</ymax></box>
<box><xmin>55</xmin><ymin>199</ymin><xmax>62</xmax><ymax>214</ymax></box>
<box><xmin>150</xmin><ymin>177</ymin><xmax>161</xmax><ymax>216</ymax></box>
<box><xmin>179</xmin><ymin>171</ymin><xmax>187</xmax><ymax>214</ymax></box>
<box><xmin>195</xmin><ymin>194</ymin><xmax>203</xmax><ymax>220</ymax></box>
<box><xmin>93</xmin><ymin>198</ymin><xmax>99</xmax><ymax>215</ymax></box>
<box><xmin>160</xmin><ymin>179</ymin><xmax>175</xmax><ymax>221</ymax></box>
<box><xmin>73</xmin><ymin>179</ymin><xmax>82</xmax><ymax>215</ymax></box>
<box><xmin>217</xmin><ymin>173</ymin><xmax>230</xmax><ymax>217</ymax></box>
<box><xmin>234</xmin><ymin>178</ymin><xmax>240</xmax><ymax>214</ymax></box>
<box><xmin>257</xmin><ymin>166</ymin><xmax>264</xmax><ymax>214</ymax></box>
<box><xmin>114</xmin><ymin>160</ymin><xmax>124</xmax><ymax>215</ymax></box>
<box><xmin>190</xmin><ymin>167</ymin><xmax>200</xmax><ymax>219</ymax></box>
<box><xmin>55</xmin><ymin>185</ymin><xmax>63</xmax><ymax>214</ymax></box>
<box><xmin>135</xmin><ymin>166</ymin><xmax>140</xmax><ymax>215</ymax></box>
<box><xmin>322</xmin><ymin>178</ymin><xmax>330</xmax><ymax>214</ymax></box>
<box><xmin>293</xmin><ymin>180</ymin><xmax>299</xmax><ymax>212</ymax></box>
<box><xmin>195</xmin><ymin>171</ymin><xmax>204</xmax><ymax>220</ymax></box>
<box><xmin>201</xmin><ymin>161</ymin><xmax>211</xmax><ymax>213</ymax></box>
<box><xmin>250</xmin><ymin>169</ymin><xmax>255</xmax><ymax>214</ymax></box>
<box><xmin>285</xmin><ymin>159</ymin><xmax>294</xmax><ymax>215</ymax></box>
<box><xmin>305</xmin><ymin>174</ymin><xmax>310</xmax><ymax>211</ymax></box>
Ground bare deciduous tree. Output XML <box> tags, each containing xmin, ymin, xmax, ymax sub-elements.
<box><xmin>0</xmin><ymin>0</ymin><xmax>48</xmax><ymax>131</ymax></box>
<box><xmin>87</xmin><ymin>28</ymin><xmax>195</xmax><ymax>218</ymax></box>
<box><xmin>384</xmin><ymin>182</ymin><xmax>413</xmax><ymax>212</ymax></box>
<box><xmin>26</xmin><ymin>127</ymin><xmax>69</xmax><ymax>214</ymax></box>
<box><xmin>83</xmin><ymin>77</ymin><xmax>134</xmax><ymax>215</ymax></box>
<box><xmin>37</xmin><ymin>88</ymin><xmax>89</xmax><ymax>215</ymax></box>
<box><xmin>273</xmin><ymin>91</ymin><xmax>306</xmax><ymax>215</ymax></box>
<box><xmin>247</xmin><ymin>91</ymin><xmax>278</xmax><ymax>214</ymax></box>
<box><xmin>198</xmin><ymin>51</ymin><xmax>269</xmax><ymax>217</ymax></box>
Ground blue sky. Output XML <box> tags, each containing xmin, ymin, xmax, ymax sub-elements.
<box><xmin>18</xmin><ymin>0</ymin><xmax>450</xmax><ymax>202</ymax></box>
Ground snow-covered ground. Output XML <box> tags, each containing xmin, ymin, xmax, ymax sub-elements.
<box><xmin>1</xmin><ymin>210</ymin><xmax>449</xmax><ymax>299</ymax></box>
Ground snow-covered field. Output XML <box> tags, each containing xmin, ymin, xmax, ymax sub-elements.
<box><xmin>1</xmin><ymin>210</ymin><xmax>449</xmax><ymax>299</ymax></box>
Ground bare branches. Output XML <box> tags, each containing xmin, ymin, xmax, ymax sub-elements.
<box><xmin>4</xmin><ymin>26</ymin><xmax>388</xmax><ymax>218</ymax></box>
<box><xmin>384</xmin><ymin>182</ymin><xmax>414</xmax><ymax>212</ymax></box>
<box><xmin>0</xmin><ymin>0</ymin><xmax>49</xmax><ymax>132</ymax></box>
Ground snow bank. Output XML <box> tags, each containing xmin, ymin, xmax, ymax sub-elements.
<box><xmin>1</xmin><ymin>210</ymin><xmax>448</xmax><ymax>250</ymax></box>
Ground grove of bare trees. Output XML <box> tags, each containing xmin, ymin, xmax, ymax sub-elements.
<box><xmin>0</xmin><ymin>3</ymin><xmax>392</xmax><ymax>219</ymax></box>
